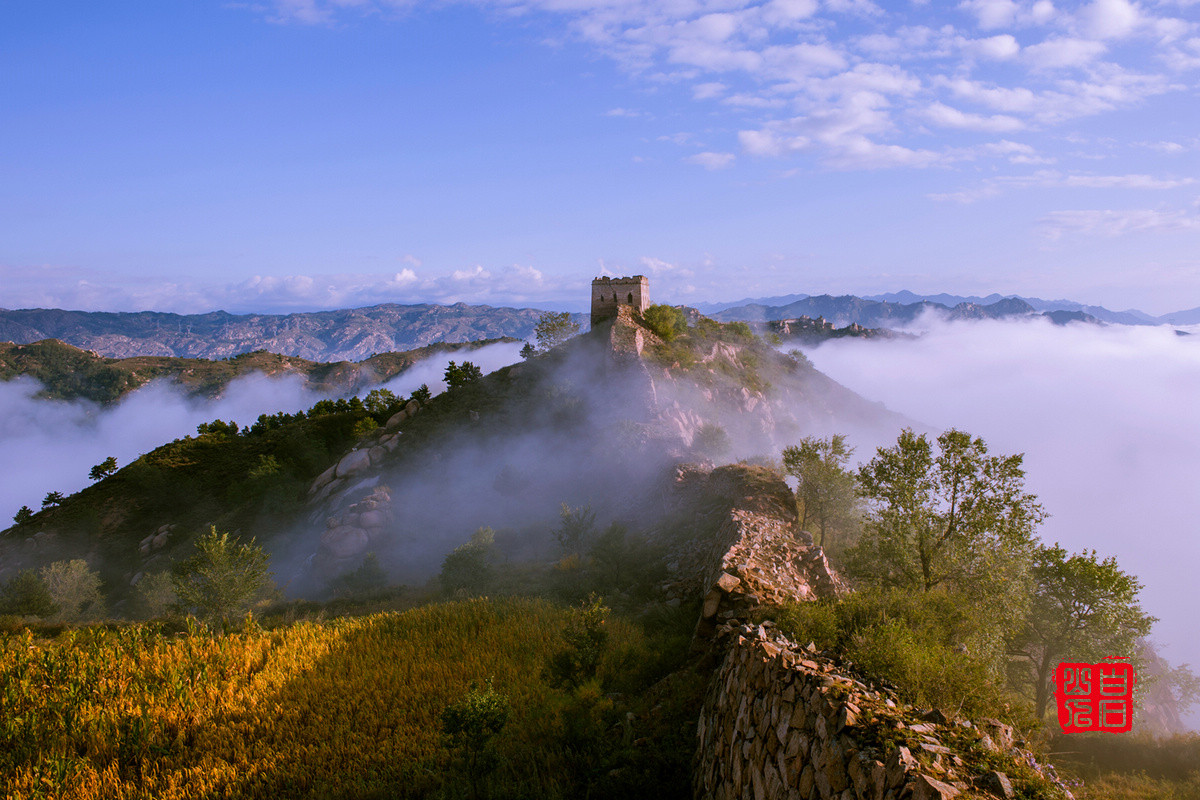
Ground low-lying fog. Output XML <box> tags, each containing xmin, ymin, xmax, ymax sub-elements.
<box><xmin>0</xmin><ymin>342</ymin><xmax>525</xmax><ymax>528</ymax></box>
<box><xmin>804</xmin><ymin>315</ymin><xmax>1200</xmax><ymax>727</ymax></box>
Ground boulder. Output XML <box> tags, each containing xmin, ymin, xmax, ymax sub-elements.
<box><xmin>321</xmin><ymin>527</ymin><xmax>369</xmax><ymax>559</ymax></box>
<box><xmin>335</xmin><ymin>448</ymin><xmax>372</xmax><ymax>479</ymax></box>
<box><xmin>308</xmin><ymin>463</ymin><xmax>339</xmax><ymax>494</ymax></box>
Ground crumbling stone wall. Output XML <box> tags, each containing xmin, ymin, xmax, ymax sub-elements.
<box><xmin>663</xmin><ymin>464</ymin><xmax>846</xmax><ymax>638</ymax></box>
<box><xmin>670</xmin><ymin>464</ymin><xmax>1068</xmax><ymax>800</ymax></box>
<box><xmin>695</xmin><ymin>623</ymin><xmax>1071</xmax><ymax>800</ymax></box>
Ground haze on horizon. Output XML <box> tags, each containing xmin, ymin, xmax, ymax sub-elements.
<box><xmin>2</xmin><ymin>0</ymin><xmax>1200</xmax><ymax>316</ymax></box>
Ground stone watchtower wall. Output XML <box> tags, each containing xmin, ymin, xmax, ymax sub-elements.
<box><xmin>592</xmin><ymin>275</ymin><xmax>649</xmax><ymax>326</ymax></box>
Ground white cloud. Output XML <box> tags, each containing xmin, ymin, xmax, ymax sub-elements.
<box><xmin>959</xmin><ymin>0</ymin><xmax>1021</xmax><ymax>29</ymax></box>
<box><xmin>685</xmin><ymin>151</ymin><xmax>737</xmax><ymax>169</ymax></box>
<box><xmin>249</xmin><ymin>0</ymin><xmax>1192</xmax><ymax>175</ymax></box>
<box><xmin>922</xmin><ymin>101</ymin><xmax>1025</xmax><ymax>131</ymax></box>
<box><xmin>965</xmin><ymin>33</ymin><xmax>1022</xmax><ymax>58</ymax></box>
<box><xmin>692</xmin><ymin>81</ymin><xmax>726</xmax><ymax>99</ymax></box>
<box><xmin>0</xmin><ymin>263</ymin><xmax>586</xmax><ymax>314</ymax></box>
<box><xmin>1040</xmin><ymin>207</ymin><xmax>1200</xmax><ymax>237</ymax></box>
<box><xmin>1076</xmin><ymin>0</ymin><xmax>1143</xmax><ymax>40</ymax></box>
<box><xmin>933</xmin><ymin>169</ymin><xmax>1193</xmax><ymax>202</ymax></box>
<box><xmin>1024</xmin><ymin>36</ymin><xmax>1108</xmax><ymax>68</ymax></box>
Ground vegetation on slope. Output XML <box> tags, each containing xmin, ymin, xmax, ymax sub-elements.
<box><xmin>0</xmin><ymin>595</ymin><xmax>705</xmax><ymax>800</ymax></box>
<box><xmin>0</xmin><ymin>337</ymin><xmax>516</xmax><ymax>403</ymax></box>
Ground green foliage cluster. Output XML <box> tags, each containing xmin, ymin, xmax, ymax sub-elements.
<box><xmin>0</xmin><ymin>570</ymin><xmax>58</xmax><ymax>618</ymax></box>
<box><xmin>170</xmin><ymin>527</ymin><xmax>273</xmax><ymax>624</ymax></box>
<box><xmin>0</xmin><ymin>560</ymin><xmax>105</xmax><ymax>622</ymax></box>
<box><xmin>546</xmin><ymin>594</ymin><xmax>610</xmax><ymax>688</ymax></box>
<box><xmin>782</xmin><ymin>433</ymin><xmax>860</xmax><ymax>552</ymax></box>
<box><xmin>440</xmin><ymin>528</ymin><xmax>496</xmax><ymax>596</ymax></box>
<box><xmin>441</xmin><ymin>679</ymin><xmax>511</xmax><ymax>800</ymax></box>
<box><xmin>776</xmin><ymin>588</ymin><xmax>1012</xmax><ymax>719</ymax></box>
<box><xmin>781</xmin><ymin>428</ymin><xmax>1165</xmax><ymax>731</ymax></box>
<box><xmin>642</xmin><ymin>304</ymin><xmax>688</xmax><ymax>341</ymax></box>
<box><xmin>444</xmin><ymin>360</ymin><xmax>484</xmax><ymax>390</ymax></box>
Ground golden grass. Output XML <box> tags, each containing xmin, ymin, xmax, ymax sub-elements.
<box><xmin>0</xmin><ymin>598</ymin><xmax>587</xmax><ymax>799</ymax></box>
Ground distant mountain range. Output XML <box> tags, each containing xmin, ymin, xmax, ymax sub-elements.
<box><xmin>700</xmin><ymin>291</ymin><xmax>1200</xmax><ymax>327</ymax></box>
<box><xmin>0</xmin><ymin>304</ymin><xmax>584</xmax><ymax>362</ymax></box>
<box><xmin>1</xmin><ymin>290</ymin><xmax>1196</xmax><ymax>364</ymax></box>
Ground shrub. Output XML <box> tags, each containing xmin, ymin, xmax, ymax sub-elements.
<box><xmin>547</xmin><ymin>594</ymin><xmax>610</xmax><ymax>689</ymax></box>
<box><xmin>40</xmin><ymin>559</ymin><xmax>105</xmax><ymax>623</ymax></box>
<box><xmin>643</xmin><ymin>304</ymin><xmax>687</xmax><ymax>341</ymax></box>
<box><xmin>441</xmin><ymin>679</ymin><xmax>511</xmax><ymax>800</ymax></box>
<box><xmin>440</xmin><ymin>528</ymin><xmax>495</xmax><ymax>596</ymax></box>
<box><xmin>0</xmin><ymin>570</ymin><xmax>57</xmax><ymax>618</ymax></box>
<box><xmin>327</xmin><ymin>553</ymin><xmax>388</xmax><ymax>599</ymax></box>
<box><xmin>171</xmin><ymin>526</ymin><xmax>273</xmax><ymax>624</ymax></box>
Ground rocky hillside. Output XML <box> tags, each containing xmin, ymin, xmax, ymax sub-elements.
<box><xmin>0</xmin><ymin>303</ymin><xmax>578</xmax><ymax>361</ymax></box>
<box><xmin>0</xmin><ymin>337</ymin><xmax>517</xmax><ymax>404</ymax></box>
<box><xmin>1</xmin><ymin>305</ymin><xmax>907</xmax><ymax>605</ymax></box>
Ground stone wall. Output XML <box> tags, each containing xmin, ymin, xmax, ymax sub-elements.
<box><xmin>669</xmin><ymin>463</ymin><xmax>1069</xmax><ymax>800</ymax></box>
<box><xmin>663</xmin><ymin>464</ymin><xmax>846</xmax><ymax>640</ymax></box>
<box><xmin>695</xmin><ymin>622</ymin><xmax>1071</xmax><ymax>800</ymax></box>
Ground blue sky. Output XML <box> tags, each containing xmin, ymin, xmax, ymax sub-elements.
<box><xmin>2</xmin><ymin>0</ymin><xmax>1199</xmax><ymax>314</ymax></box>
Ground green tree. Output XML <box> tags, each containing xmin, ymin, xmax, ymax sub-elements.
<box><xmin>12</xmin><ymin>505</ymin><xmax>34</xmax><ymax>525</ymax></box>
<box><xmin>171</xmin><ymin>527</ymin><xmax>272</xmax><ymax>624</ymax></box>
<box><xmin>534</xmin><ymin>311</ymin><xmax>580</xmax><ymax>352</ymax></box>
<box><xmin>1009</xmin><ymin>544</ymin><xmax>1156</xmax><ymax>721</ymax></box>
<box><xmin>441</xmin><ymin>679</ymin><xmax>510</xmax><ymax>800</ymax></box>
<box><xmin>327</xmin><ymin>552</ymin><xmax>389</xmax><ymax>599</ymax></box>
<box><xmin>439</xmin><ymin>528</ymin><xmax>495</xmax><ymax>596</ymax></box>
<box><xmin>554</xmin><ymin>502</ymin><xmax>597</xmax><ymax>555</ymax></box>
<box><xmin>519</xmin><ymin>342</ymin><xmax>536</xmax><ymax>360</ymax></box>
<box><xmin>40</xmin><ymin>559</ymin><xmax>105</xmax><ymax>622</ymax></box>
<box><xmin>443</xmin><ymin>361</ymin><xmax>483</xmax><ymax>391</ymax></box>
<box><xmin>362</xmin><ymin>388</ymin><xmax>401</xmax><ymax>418</ymax></box>
<box><xmin>643</xmin><ymin>304</ymin><xmax>687</xmax><ymax>341</ymax></box>
<box><xmin>693</xmin><ymin>422</ymin><xmax>731</xmax><ymax>461</ymax></box>
<box><xmin>410</xmin><ymin>384</ymin><xmax>432</xmax><ymax>405</ymax></box>
<box><xmin>0</xmin><ymin>570</ymin><xmax>57</xmax><ymax>618</ymax></box>
<box><xmin>88</xmin><ymin>456</ymin><xmax>118</xmax><ymax>481</ymax></box>
<box><xmin>546</xmin><ymin>593</ymin><xmax>610</xmax><ymax>688</ymax></box>
<box><xmin>41</xmin><ymin>491</ymin><xmax>65</xmax><ymax>509</ymax></box>
<box><xmin>195</xmin><ymin>419</ymin><xmax>240</xmax><ymax>437</ymax></box>
<box><xmin>782</xmin><ymin>434</ymin><xmax>861</xmax><ymax>551</ymax></box>
<box><xmin>849</xmin><ymin>428</ymin><xmax>1044</xmax><ymax>600</ymax></box>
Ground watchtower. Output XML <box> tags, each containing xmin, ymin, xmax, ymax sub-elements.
<box><xmin>591</xmin><ymin>276</ymin><xmax>649</xmax><ymax>326</ymax></box>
